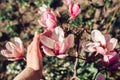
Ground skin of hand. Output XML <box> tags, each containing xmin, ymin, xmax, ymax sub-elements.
<box><xmin>27</xmin><ymin>31</ymin><xmax>43</xmax><ymax>73</ymax></box>
<box><xmin>14</xmin><ymin>32</ymin><xmax>43</xmax><ymax>80</ymax></box>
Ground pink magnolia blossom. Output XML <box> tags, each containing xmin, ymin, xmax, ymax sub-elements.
<box><xmin>62</xmin><ymin>0</ymin><xmax>73</xmax><ymax>7</ymax></box>
<box><xmin>103</xmin><ymin>51</ymin><xmax>119</xmax><ymax>64</ymax></box>
<box><xmin>104</xmin><ymin>51</ymin><xmax>119</xmax><ymax>70</ymax></box>
<box><xmin>69</xmin><ymin>3</ymin><xmax>80</xmax><ymax>18</ymax></box>
<box><xmin>95</xmin><ymin>72</ymin><xmax>105</xmax><ymax>80</ymax></box>
<box><xmin>82</xmin><ymin>30</ymin><xmax>118</xmax><ymax>63</ymax></box>
<box><xmin>40</xmin><ymin>26</ymin><xmax>74</xmax><ymax>58</ymax></box>
<box><xmin>39</xmin><ymin>4</ymin><xmax>50</xmax><ymax>14</ymax></box>
<box><xmin>1</xmin><ymin>37</ymin><xmax>24</xmax><ymax>61</ymax></box>
<box><xmin>38</xmin><ymin>10</ymin><xmax>57</xmax><ymax>31</ymax></box>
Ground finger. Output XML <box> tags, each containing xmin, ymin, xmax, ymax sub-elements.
<box><xmin>33</xmin><ymin>32</ymin><xmax>40</xmax><ymax>51</ymax></box>
<box><xmin>28</xmin><ymin>32</ymin><xmax>39</xmax><ymax>52</ymax></box>
<box><xmin>33</xmin><ymin>32</ymin><xmax>43</xmax><ymax>58</ymax></box>
<box><xmin>27</xmin><ymin>42</ymin><xmax>33</xmax><ymax>53</ymax></box>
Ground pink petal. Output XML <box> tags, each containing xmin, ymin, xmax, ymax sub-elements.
<box><xmin>1</xmin><ymin>50</ymin><xmax>23</xmax><ymax>61</ymax></box>
<box><xmin>108</xmin><ymin>51</ymin><xmax>119</xmax><ymax>64</ymax></box>
<box><xmin>103</xmin><ymin>51</ymin><xmax>119</xmax><ymax>64</ymax></box>
<box><xmin>42</xmin><ymin>29</ymin><xmax>52</xmax><ymax>37</ymax></box>
<box><xmin>69</xmin><ymin>3</ymin><xmax>80</xmax><ymax>18</ymax></box>
<box><xmin>95</xmin><ymin>73</ymin><xmax>105</xmax><ymax>80</ymax></box>
<box><xmin>95</xmin><ymin>46</ymin><xmax>106</xmax><ymax>55</ymax></box>
<box><xmin>48</xmin><ymin>11</ymin><xmax>57</xmax><ymax>22</ymax></box>
<box><xmin>54</xmin><ymin>41</ymin><xmax>61</xmax><ymax>55</ymax></box>
<box><xmin>1</xmin><ymin>50</ymin><xmax>14</xmax><ymax>57</ymax></box>
<box><xmin>13</xmin><ymin>48</ymin><xmax>23</xmax><ymax>58</ymax></box>
<box><xmin>40</xmin><ymin>35</ymin><xmax>55</xmax><ymax>49</ymax></box>
<box><xmin>72</xmin><ymin>3</ymin><xmax>80</xmax><ymax>15</ymax></box>
<box><xmin>7</xmin><ymin>57</ymin><xmax>23</xmax><ymax>61</ymax></box>
<box><xmin>91</xmin><ymin>30</ymin><xmax>106</xmax><ymax>46</ymax></box>
<box><xmin>40</xmin><ymin>12</ymin><xmax>50</xmax><ymax>26</ymax></box>
<box><xmin>38</xmin><ymin>19</ymin><xmax>47</xmax><ymax>27</ymax></box>
<box><xmin>5</xmin><ymin>42</ymin><xmax>15</xmax><ymax>52</ymax></box>
<box><xmin>82</xmin><ymin>42</ymin><xmax>100</xmax><ymax>52</ymax></box>
<box><xmin>51</xmin><ymin>26</ymin><xmax>64</xmax><ymax>41</ymax></box>
<box><xmin>59</xmin><ymin>34</ymin><xmax>74</xmax><ymax>53</ymax></box>
<box><xmin>8</xmin><ymin>58</ymin><xmax>18</xmax><ymax>61</ymax></box>
<box><xmin>108</xmin><ymin>38</ymin><xmax>117</xmax><ymax>51</ymax></box>
<box><xmin>104</xmin><ymin>34</ymin><xmax>111</xmax><ymax>42</ymax></box>
<box><xmin>69</xmin><ymin>4</ymin><xmax>73</xmax><ymax>16</ymax></box>
<box><xmin>59</xmin><ymin>41</ymin><xmax>67</xmax><ymax>54</ymax></box>
<box><xmin>42</xmin><ymin>46</ymin><xmax>55</xmax><ymax>56</ymax></box>
<box><xmin>57</xmin><ymin>54</ymin><xmax>68</xmax><ymax>58</ymax></box>
<box><xmin>66</xmin><ymin>34</ymin><xmax>74</xmax><ymax>48</ymax></box>
<box><xmin>46</xmin><ymin>18</ymin><xmax>57</xmax><ymax>30</ymax></box>
<box><xmin>106</xmin><ymin>42</ymin><xmax>113</xmax><ymax>53</ymax></box>
<box><xmin>103</xmin><ymin>55</ymin><xmax>109</xmax><ymax>63</ymax></box>
<box><xmin>14</xmin><ymin>37</ymin><xmax>24</xmax><ymax>51</ymax></box>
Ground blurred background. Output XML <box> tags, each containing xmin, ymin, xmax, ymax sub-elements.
<box><xmin>0</xmin><ymin>0</ymin><xmax>120</xmax><ymax>80</ymax></box>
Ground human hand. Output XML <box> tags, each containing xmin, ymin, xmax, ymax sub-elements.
<box><xmin>14</xmin><ymin>32</ymin><xmax>43</xmax><ymax>80</ymax></box>
<box><xmin>26</xmin><ymin>32</ymin><xmax>43</xmax><ymax>71</ymax></box>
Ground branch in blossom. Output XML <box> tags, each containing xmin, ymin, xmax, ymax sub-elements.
<box><xmin>38</xmin><ymin>10</ymin><xmax>58</xmax><ymax>31</ymax></box>
<box><xmin>69</xmin><ymin>3</ymin><xmax>81</xmax><ymax>18</ymax></box>
<box><xmin>1</xmin><ymin>37</ymin><xmax>24</xmax><ymax>61</ymax></box>
<box><xmin>40</xmin><ymin>26</ymin><xmax>74</xmax><ymax>58</ymax></box>
<box><xmin>82</xmin><ymin>30</ymin><xmax>119</xmax><ymax>70</ymax></box>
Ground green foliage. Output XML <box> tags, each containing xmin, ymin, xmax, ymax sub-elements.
<box><xmin>76</xmin><ymin>60</ymin><xmax>98</xmax><ymax>80</ymax></box>
<box><xmin>43</xmin><ymin>56</ymin><xmax>99</xmax><ymax>80</ymax></box>
<box><xmin>35</xmin><ymin>27</ymin><xmax>44</xmax><ymax>33</ymax></box>
<box><xmin>69</xmin><ymin>16</ymin><xmax>83</xmax><ymax>27</ymax></box>
<box><xmin>58</xmin><ymin>13</ymin><xmax>69</xmax><ymax>25</ymax></box>
<box><xmin>116</xmin><ymin>11</ymin><xmax>120</xmax><ymax>17</ymax></box>
<box><xmin>105</xmin><ymin>0</ymin><xmax>112</xmax><ymax>7</ymax></box>
<box><xmin>6</xmin><ymin>24</ymin><xmax>18</xmax><ymax>36</ymax></box>
<box><xmin>43</xmin><ymin>57</ymin><xmax>74</xmax><ymax>80</ymax></box>
<box><xmin>34</xmin><ymin>0</ymin><xmax>43</xmax><ymax>7</ymax></box>
<box><xmin>34</xmin><ymin>0</ymin><xmax>53</xmax><ymax>7</ymax></box>
<box><xmin>80</xmin><ymin>4</ymin><xmax>87</xmax><ymax>12</ymax></box>
<box><xmin>0</xmin><ymin>0</ymin><xmax>120</xmax><ymax>80</ymax></box>
<box><xmin>7</xmin><ymin>61</ymin><xmax>25</xmax><ymax>77</ymax></box>
<box><xmin>0</xmin><ymin>31</ymin><xmax>3</xmax><ymax>38</ymax></box>
<box><xmin>106</xmin><ymin>15</ymin><xmax>112</xmax><ymax>22</ymax></box>
<box><xmin>86</xmin><ymin>20</ymin><xmax>94</xmax><ymax>26</ymax></box>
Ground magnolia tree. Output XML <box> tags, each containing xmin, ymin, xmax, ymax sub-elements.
<box><xmin>0</xmin><ymin>0</ymin><xmax>120</xmax><ymax>80</ymax></box>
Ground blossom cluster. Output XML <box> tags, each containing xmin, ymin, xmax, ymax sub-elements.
<box><xmin>0</xmin><ymin>0</ymin><xmax>119</xmax><ymax>79</ymax></box>
<box><xmin>82</xmin><ymin>30</ymin><xmax>119</xmax><ymax>70</ymax></box>
<box><xmin>1</xmin><ymin>37</ymin><xmax>24</xmax><ymax>61</ymax></box>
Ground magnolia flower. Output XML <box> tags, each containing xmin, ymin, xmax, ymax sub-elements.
<box><xmin>95</xmin><ymin>73</ymin><xmax>105</xmax><ymax>80</ymax></box>
<box><xmin>38</xmin><ymin>11</ymin><xmax>57</xmax><ymax>31</ymax></box>
<box><xmin>62</xmin><ymin>0</ymin><xmax>73</xmax><ymax>7</ymax></box>
<box><xmin>1</xmin><ymin>37</ymin><xmax>24</xmax><ymax>61</ymax></box>
<box><xmin>39</xmin><ymin>4</ymin><xmax>50</xmax><ymax>14</ymax></box>
<box><xmin>104</xmin><ymin>51</ymin><xmax>119</xmax><ymax>70</ymax></box>
<box><xmin>40</xmin><ymin>26</ymin><xmax>74</xmax><ymax>58</ymax></box>
<box><xmin>103</xmin><ymin>51</ymin><xmax>119</xmax><ymax>64</ymax></box>
<box><xmin>82</xmin><ymin>30</ymin><xmax>118</xmax><ymax>63</ymax></box>
<box><xmin>69</xmin><ymin>3</ymin><xmax>80</xmax><ymax>18</ymax></box>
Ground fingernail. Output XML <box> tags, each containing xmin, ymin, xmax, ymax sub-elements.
<box><xmin>35</xmin><ymin>32</ymin><xmax>38</xmax><ymax>37</ymax></box>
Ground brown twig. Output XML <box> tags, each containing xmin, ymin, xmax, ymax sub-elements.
<box><xmin>70</xmin><ymin>52</ymin><xmax>80</xmax><ymax>80</ymax></box>
<box><xmin>70</xmin><ymin>29</ymin><xmax>85</xmax><ymax>80</ymax></box>
<box><xmin>106</xmin><ymin>5</ymin><xmax>120</xmax><ymax>33</ymax></box>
